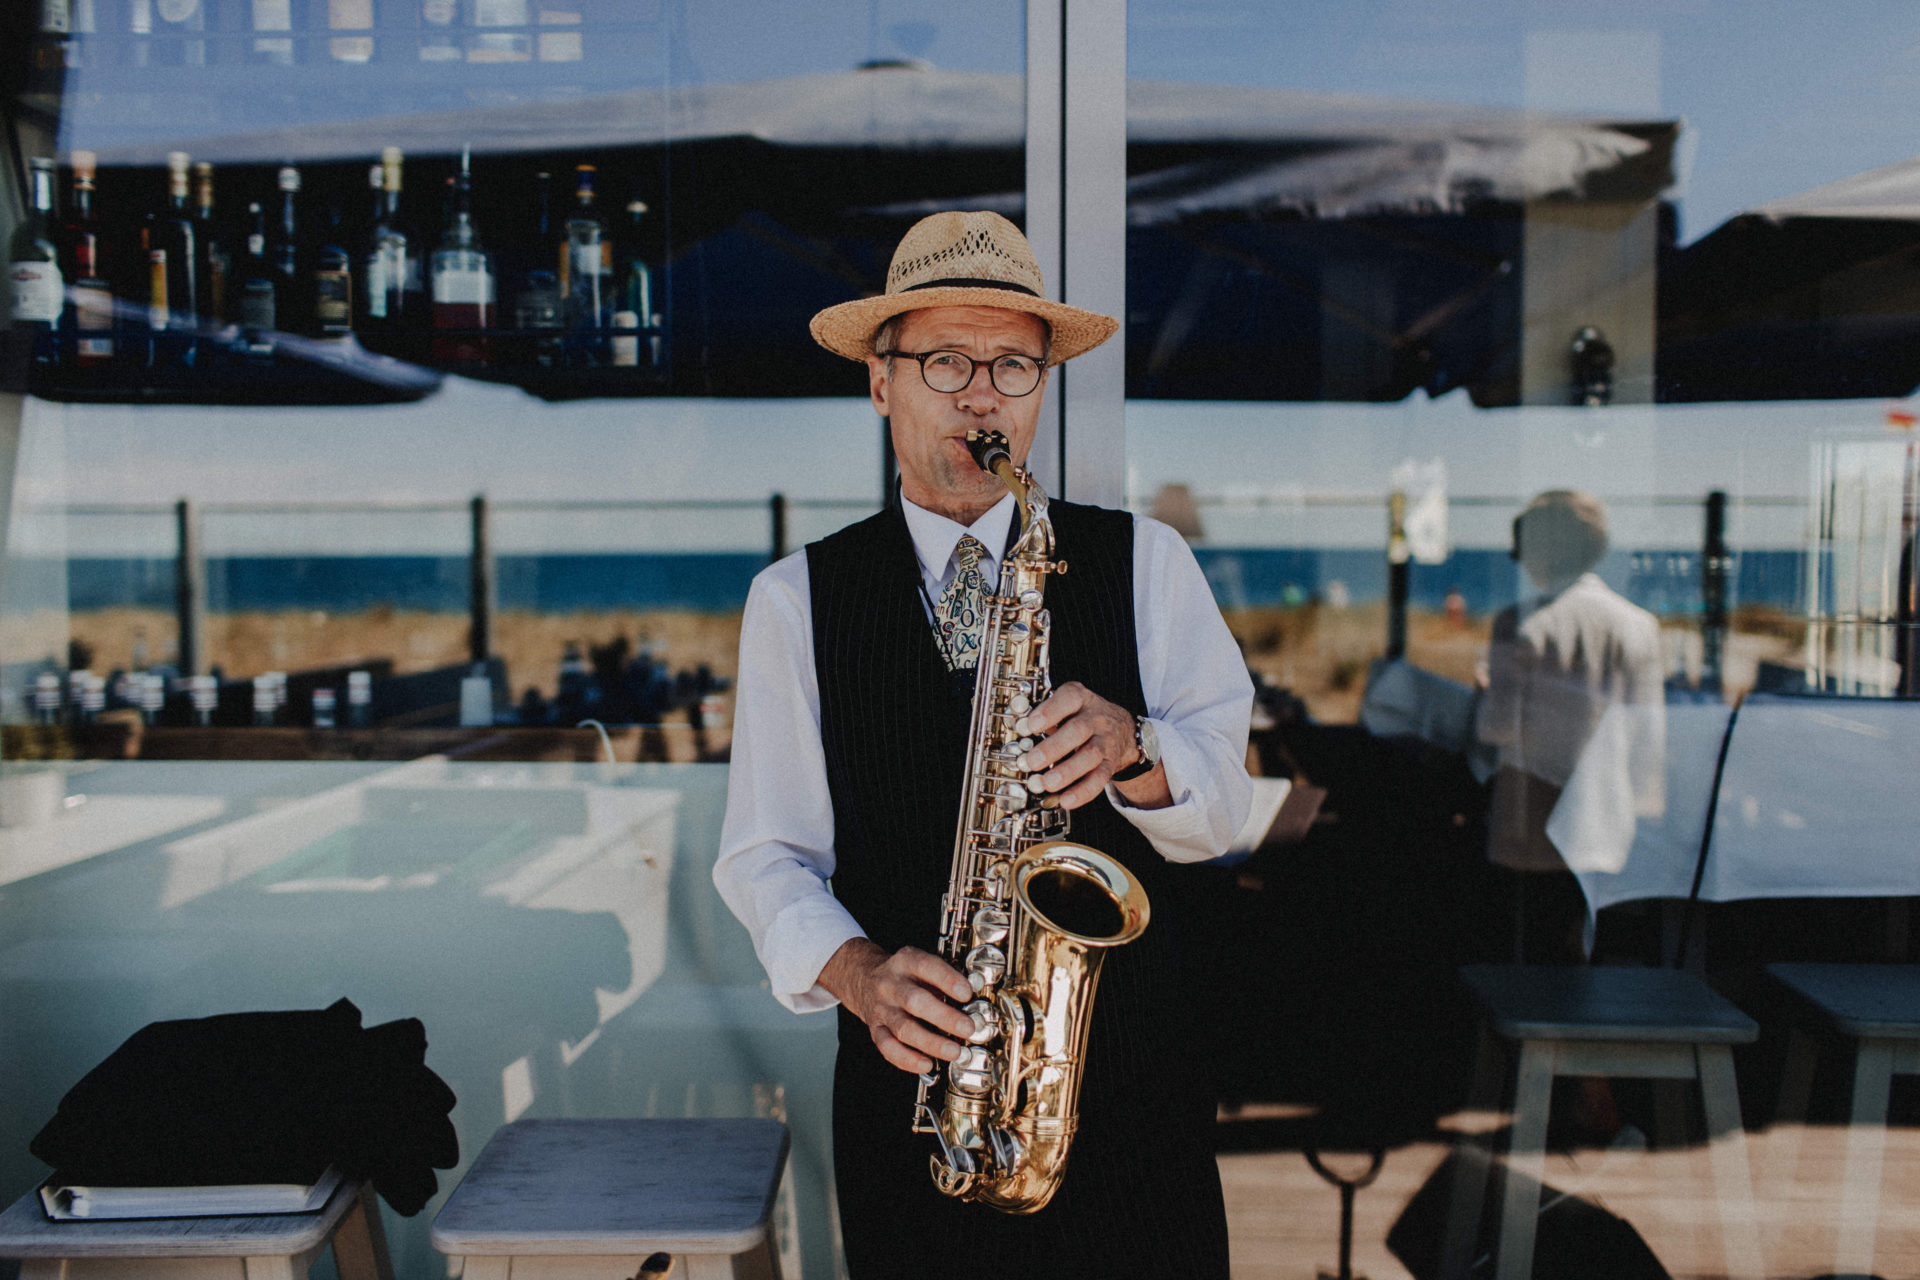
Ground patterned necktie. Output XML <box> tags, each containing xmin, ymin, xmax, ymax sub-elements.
<box><xmin>933</xmin><ymin>535</ymin><xmax>990</xmax><ymax>672</ymax></box>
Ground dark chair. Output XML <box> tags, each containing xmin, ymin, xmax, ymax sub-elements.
<box><xmin>1766</xmin><ymin>961</ymin><xmax>1920</xmax><ymax>1279</ymax></box>
<box><xmin>1445</xmin><ymin>963</ymin><xmax>1764</xmax><ymax>1280</ymax></box>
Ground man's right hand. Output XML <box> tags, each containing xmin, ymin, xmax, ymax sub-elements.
<box><xmin>819</xmin><ymin>937</ymin><xmax>976</xmax><ymax>1074</ymax></box>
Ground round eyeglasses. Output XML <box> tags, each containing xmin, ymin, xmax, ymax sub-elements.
<box><xmin>879</xmin><ymin>349</ymin><xmax>1045</xmax><ymax>397</ymax></box>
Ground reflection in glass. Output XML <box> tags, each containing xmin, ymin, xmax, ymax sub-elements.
<box><xmin>1477</xmin><ymin>491</ymin><xmax>1666</xmax><ymax>961</ymax></box>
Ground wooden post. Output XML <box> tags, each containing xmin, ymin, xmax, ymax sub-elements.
<box><xmin>470</xmin><ymin>494</ymin><xmax>494</xmax><ymax>664</ymax></box>
<box><xmin>175</xmin><ymin>498</ymin><xmax>206</xmax><ymax>676</ymax></box>
<box><xmin>769</xmin><ymin>492</ymin><xmax>787</xmax><ymax>564</ymax></box>
<box><xmin>1386</xmin><ymin>490</ymin><xmax>1409</xmax><ymax>661</ymax></box>
<box><xmin>1702</xmin><ymin>490</ymin><xmax>1729</xmax><ymax>694</ymax></box>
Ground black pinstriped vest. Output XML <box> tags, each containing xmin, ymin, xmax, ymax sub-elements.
<box><xmin>806</xmin><ymin>497</ymin><xmax>1202</xmax><ymax>1109</ymax></box>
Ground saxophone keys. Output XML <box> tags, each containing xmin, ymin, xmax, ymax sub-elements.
<box><xmin>961</xmin><ymin>998</ymin><xmax>1001</xmax><ymax>1045</ymax></box>
<box><xmin>948</xmin><ymin>1044</ymin><xmax>996</xmax><ymax>1095</ymax></box>
<box><xmin>1007</xmin><ymin>621</ymin><xmax>1031</xmax><ymax>642</ymax></box>
<box><xmin>1025</xmin><ymin>773</ymin><xmax>1048</xmax><ymax>795</ymax></box>
<box><xmin>964</xmin><ymin>943</ymin><xmax>1006</xmax><ymax>991</ymax></box>
<box><xmin>1007</xmin><ymin>691</ymin><xmax>1031</xmax><ymax>715</ymax></box>
<box><xmin>1018</xmin><ymin>589</ymin><xmax>1043</xmax><ymax>610</ymax></box>
<box><xmin>970</xmin><ymin>907</ymin><xmax>1010</xmax><ymax>947</ymax></box>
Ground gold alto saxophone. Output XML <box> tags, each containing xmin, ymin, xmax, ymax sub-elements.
<box><xmin>910</xmin><ymin>428</ymin><xmax>1151</xmax><ymax>1214</ymax></box>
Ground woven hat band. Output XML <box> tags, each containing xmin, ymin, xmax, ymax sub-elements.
<box><xmin>903</xmin><ymin>277</ymin><xmax>1039</xmax><ymax>296</ymax></box>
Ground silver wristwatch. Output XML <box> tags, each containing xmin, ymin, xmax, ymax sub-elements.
<box><xmin>1110</xmin><ymin>715</ymin><xmax>1160</xmax><ymax>783</ymax></box>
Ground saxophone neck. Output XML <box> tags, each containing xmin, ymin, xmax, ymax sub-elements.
<box><xmin>966</xmin><ymin>429</ymin><xmax>1052</xmax><ymax>556</ymax></box>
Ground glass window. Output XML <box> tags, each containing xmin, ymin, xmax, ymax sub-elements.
<box><xmin>1</xmin><ymin>6</ymin><xmax>1027</xmax><ymax>1279</ymax></box>
<box><xmin>1127</xmin><ymin>5</ymin><xmax>1920</xmax><ymax>1276</ymax></box>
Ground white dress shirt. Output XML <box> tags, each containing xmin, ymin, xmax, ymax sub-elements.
<box><xmin>713</xmin><ymin>492</ymin><xmax>1254</xmax><ymax>1013</ymax></box>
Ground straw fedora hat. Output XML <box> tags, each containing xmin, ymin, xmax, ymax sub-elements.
<box><xmin>810</xmin><ymin>210</ymin><xmax>1119</xmax><ymax>367</ymax></box>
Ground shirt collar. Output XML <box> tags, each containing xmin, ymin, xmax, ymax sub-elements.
<box><xmin>901</xmin><ymin>492</ymin><xmax>1017</xmax><ymax>579</ymax></box>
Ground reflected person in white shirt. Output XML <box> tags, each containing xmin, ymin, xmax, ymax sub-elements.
<box><xmin>1477</xmin><ymin>489</ymin><xmax>1666</xmax><ymax>963</ymax></box>
<box><xmin>711</xmin><ymin>211</ymin><xmax>1252</xmax><ymax>1277</ymax></box>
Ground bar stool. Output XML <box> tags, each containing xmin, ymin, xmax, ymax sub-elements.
<box><xmin>0</xmin><ymin>1177</ymin><xmax>391</xmax><ymax>1280</ymax></box>
<box><xmin>1767</xmin><ymin>962</ymin><xmax>1920</xmax><ymax>1280</ymax></box>
<box><xmin>1449</xmin><ymin>964</ymin><xmax>1764</xmax><ymax>1280</ymax></box>
<box><xmin>431</xmin><ymin>1118</ymin><xmax>789</xmax><ymax>1280</ymax></box>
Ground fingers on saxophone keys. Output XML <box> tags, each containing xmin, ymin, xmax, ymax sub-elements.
<box><xmin>873</xmin><ymin>1025</ymin><xmax>935</xmax><ymax>1075</ymax></box>
<box><xmin>1052</xmin><ymin>743</ymin><xmax>1110</xmax><ymax>809</ymax></box>
<box><xmin>904</xmin><ymin>988</ymin><xmax>976</xmax><ymax>1046</ymax></box>
<box><xmin>903</xmin><ymin>949</ymin><xmax>975</xmax><ymax>1004</ymax></box>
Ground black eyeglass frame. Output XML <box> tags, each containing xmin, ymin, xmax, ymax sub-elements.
<box><xmin>876</xmin><ymin>349</ymin><xmax>1047</xmax><ymax>397</ymax></box>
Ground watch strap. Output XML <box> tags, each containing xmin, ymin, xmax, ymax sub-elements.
<box><xmin>1109</xmin><ymin>716</ymin><xmax>1155</xmax><ymax>783</ymax></box>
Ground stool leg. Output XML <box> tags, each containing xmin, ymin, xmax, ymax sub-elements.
<box><xmin>1495</xmin><ymin>1039</ymin><xmax>1554</xmax><ymax>1280</ymax></box>
<box><xmin>1769</xmin><ymin>1027</ymin><xmax>1818</xmax><ymax>1185</ymax></box>
<box><xmin>730</xmin><ymin>1235</ymin><xmax>782</xmax><ymax>1280</ymax></box>
<box><xmin>1834</xmin><ymin>1039</ymin><xmax>1895</xmax><ymax>1279</ymax></box>
<box><xmin>331</xmin><ymin>1185</ymin><xmax>395</xmax><ymax>1280</ymax></box>
<box><xmin>1696</xmin><ymin>1044</ymin><xmax>1764</xmax><ymax>1280</ymax></box>
<box><xmin>1439</xmin><ymin>1027</ymin><xmax>1505</xmax><ymax>1280</ymax></box>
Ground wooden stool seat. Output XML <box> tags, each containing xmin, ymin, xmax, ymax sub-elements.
<box><xmin>1464</xmin><ymin>963</ymin><xmax>1760</xmax><ymax>1044</ymax></box>
<box><xmin>1768</xmin><ymin>962</ymin><xmax>1920</xmax><ymax>1279</ymax></box>
<box><xmin>0</xmin><ymin>1178</ymin><xmax>391</xmax><ymax>1280</ymax></box>
<box><xmin>1449</xmin><ymin>964</ymin><xmax>1763</xmax><ymax>1280</ymax></box>
<box><xmin>431</xmin><ymin>1119</ymin><xmax>789</xmax><ymax>1280</ymax></box>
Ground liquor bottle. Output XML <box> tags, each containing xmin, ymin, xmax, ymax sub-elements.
<box><xmin>619</xmin><ymin>197</ymin><xmax>659</xmax><ymax>366</ymax></box>
<box><xmin>249</xmin><ymin>0</ymin><xmax>301</xmax><ymax>65</ymax></box>
<box><xmin>145</xmin><ymin>150</ymin><xmax>198</xmax><ymax>370</ymax></box>
<box><xmin>151</xmin><ymin>0</ymin><xmax>206</xmax><ymax>67</ymax></box>
<box><xmin>561</xmin><ymin>164</ymin><xmax>610</xmax><ymax>366</ymax></box>
<box><xmin>510</xmin><ymin>170</ymin><xmax>561</xmax><ymax>366</ymax></box>
<box><xmin>61</xmin><ymin>150</ymin><xmax>115</xmax><ymax>368</ymax></box>
<box><xmin>417</xmin><ymin>0</ymin><xmax>459</xmax><ymax>61</ymax></box>
<box><xmin>363</xmin><ymin>146</ymin><xmax>412</xmax><ymax>331</ymax></box>
<box><xmin>125</xmin><ymin>0</ymin><xmax>152</xmax><ymax>66</ymax></box>
<box><xmin>430</xmin><ymin>147</ymin><xmax>493</xmax><ymax>364</ymax></box>
<box><xmin>230</xmin><ymin>200</ymin><xmax>277</xmax><ymax>362</ymax></box>
<box><xmin>191</xmin><ymin>161</ymin><xmax>227</xmax><ymax>329</ymax></box>
<box><xmin>270</xmin><ymin>165</ymin><xmax>305</xmax><ymax>332</ymax></box>
<box><xmin>312</xmin><ymin>201</ymin><xmax>352</xmax><ymax>339</ymax></box>
<box><xmin>7</xmin><ymin>157</ymin><xmax>63</xmax><ymax>374</ymax></box>
<box><xmin>326</xmin><ymin>0</ymin><xmax>374</xmax><ymax>63</ymax></box>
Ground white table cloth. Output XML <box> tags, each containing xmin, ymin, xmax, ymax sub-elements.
<box><xmin>1551</xmin><ymin>693</ymin><xmax>1920</xmax><ymax>921</ymax></box>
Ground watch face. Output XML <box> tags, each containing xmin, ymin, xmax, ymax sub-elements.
<box><xmin>1137</xmin><ymin>716</ymin><xmax>1159</xmax><ymax>765</ymax></box>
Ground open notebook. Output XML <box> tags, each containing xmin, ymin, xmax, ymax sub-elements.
<box><xmin>39</xmin><ymin>1165</ymin><xmax>342</xmax><ymax>1220</ymax></box>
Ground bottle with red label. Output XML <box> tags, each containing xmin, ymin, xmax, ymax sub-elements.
<box><xmin>61</xmin><ymin>150</ymin><xmax>115</xmax><ymax>369</ymax></box>
<box><xmin>7</xmin><ymin>156</ymin><xmax>63</xmax><ymax>374</ymax></box>
<box><xmin>431</xmin><ymin>146</ymin><xmax>494</xmax><ymax>365</ymax></box>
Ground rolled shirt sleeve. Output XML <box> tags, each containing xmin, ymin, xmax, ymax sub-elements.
<box><xmin>712</xmin><ymin>554</ymin><xmax>865</xmax><ymax>1013</ymax></box>
<box><xmin>1106</xmin><ymin>516</ymin><xmax>1255</xmax><ymax>861</ymax></box>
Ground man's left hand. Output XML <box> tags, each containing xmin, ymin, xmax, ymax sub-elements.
<box><xmin>1015</xmin><ymin>681</ymin><xmax>1171</xmax><ymax>810</ymax></box>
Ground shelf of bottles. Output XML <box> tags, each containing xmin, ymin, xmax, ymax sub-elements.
<box><xmin>31</xmin><ymin>0</ymin><xmax>662</xmax><ymax>77</ymax></box>
<box><xmin>8</xmin><ymin>1</ymin><xmax>673</xmax><ymax>405</ymax></box>
<box><xmin>6</xmin><ymin>145</ymin><xmax>671</xmax><ymax>404</ymax></box>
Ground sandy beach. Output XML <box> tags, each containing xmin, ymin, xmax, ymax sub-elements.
<box><xmin>33</xmin><ymin>601</ymin><xmax>1802</xmax><ymax>732</ymax></box>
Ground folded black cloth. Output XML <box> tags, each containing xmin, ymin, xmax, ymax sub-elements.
<box><xmin>31</xmin><ymin>998</ymin><xmax>458</xmax><ymax>1216</ymax></box>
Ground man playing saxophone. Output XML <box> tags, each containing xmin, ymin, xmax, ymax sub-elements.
<box><xmin>713</xmin><ymin>211</ymin><xmax>1253</xmax><ymax>1277</ymax></box>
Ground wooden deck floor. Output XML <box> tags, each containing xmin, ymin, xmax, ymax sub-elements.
<box><xmin>1221</xmin><ymin>1111</ymin><xmax>1920</xmax><ymax>1280</ymax></box>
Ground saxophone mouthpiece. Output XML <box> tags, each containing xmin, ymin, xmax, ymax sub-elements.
<box><xmin>965</xmin><ymin>429</ymin><xmax>1013</xmax><ymax>474</ymax></box>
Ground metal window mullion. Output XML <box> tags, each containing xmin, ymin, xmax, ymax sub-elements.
<box><xmin>1024</xmin><ymin>0</ymin><xmax>1065</xmax><ymax>498</ymax></box>
<box><xmin>1060</xmin><ymin>0</ymin><xmax>1126</xmax><ymax>508</ymax></box>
